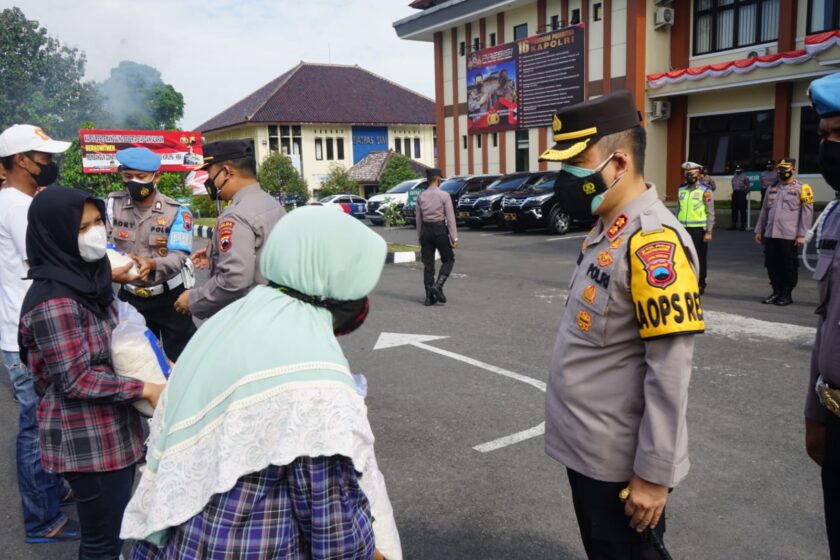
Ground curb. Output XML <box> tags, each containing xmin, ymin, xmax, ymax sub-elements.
<box><xmin>386</xmin><ymin>250</ymin><xmax>440</xmax><ymax>264</ymax></box>
<box><xmin>193</xmin><ymin>225</ymin><xmax>213</xmax><ymax>239</ymax></box>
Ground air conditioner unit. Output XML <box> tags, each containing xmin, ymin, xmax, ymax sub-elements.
<box><xmin>746</xmin><ymin>46</ymin><xmax>768</xmax><ymax>58</ymax></box>
<box><xmin>654</xmin><ymin>7</ymin><xmax>675</xmax><ymax>30</ymax></box>
<box><xmin>654</xmin><ymin>0</ymin><xmax>673</xmax><ymax>5</ymax></box>
<box><xmin>651</xmin><ymin>100</ymin><xmax>672</xmax><ymax>121</ymax></box>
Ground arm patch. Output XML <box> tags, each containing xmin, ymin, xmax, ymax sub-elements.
<box><xmin>166</xmin><ymin>207</ymin><xmax>193</xmax><ymax>254</ymax></box>
<box><xmin>801</xmin><ymin>184</ymin><xmax>814</xmax><ymax>205</ymax></box>
<box><xmin>630</xmin><ymin>227</ymin><xmax>705</xmax><ymax>340</ymax></box>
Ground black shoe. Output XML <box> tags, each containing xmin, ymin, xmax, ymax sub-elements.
<box><xmin>432</xmin><ymin>274</ymin><xmax>448</xmax><ymax>304</ymax></box>
<box><xmin>774</xmin><ymin>291</ymin><xmax>793</xmax><ymax>306</ymax></box>
<box><xmin>762</xmin><ymin>291</ymin><xmax>780</xmax><ymax>304</ymax></box>
<box><xmin>423</xmin><ymin>287</ymin><xmax>436</xmax><ymax>306</ymax></box>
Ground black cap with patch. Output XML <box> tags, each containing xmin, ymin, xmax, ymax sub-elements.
<box><xmin>197</xmin><ymin>139</ymin><xmax>255</xmax><ymax>170</ymax></box>
<box><xmin>539</xmin><ymin>90</ymin><xmax>642</xmax><ymax>162</ymax></box>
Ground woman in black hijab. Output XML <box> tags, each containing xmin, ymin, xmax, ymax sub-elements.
<box><xmin>18</xmin><ymin>187</ymin><xmax>164</xmax><ymax>560</ymax></box>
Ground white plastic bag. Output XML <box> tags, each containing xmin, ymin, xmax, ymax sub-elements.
<box><xmin>112</xmin><ymin>302</ymin><xmax>170</xmax><ymax>417</ymax></box>
<box><xmin>107</xmin><ymin>244</ymin><xmax>140</xmax><ymax>281</ymax></box>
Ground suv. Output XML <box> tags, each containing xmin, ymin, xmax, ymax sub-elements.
<box><xmin>500</xmin><ymin>172</ymin><xmax>594</xmax><ymax>234</ymax></box>
<box><xmin>403</xmin><ymin>174</ymin><xmax>499</xmax><ymax>225</ymax></box>
<box><xmin>457</xmin><ymin>172</ymin><xmax>551</xmax><ymax>229</ymax></box>
<box><xmin>366</xmin><ymin>179</ymin><xmax>427</xmax><ymax>225</ymax></box>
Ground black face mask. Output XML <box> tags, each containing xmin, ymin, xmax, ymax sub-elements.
<box><xmin>819</xmin><ymin>140</ymin><xmax>840</xmax><ymax>192</ymax></box>
<box><xmin>124</xmin><ymin>180</ymin><xmax>155</xmax><ymax>202</ymax></box>
<box><xmin>553</xmin><ymin>157</ymin><xmax>616</xmax><ymax>221</ymax></box>
<box><xmin>205</xmin><ymin>167</ymin><xmax>229</xmax><ymax>201</ymax></box>
<box><xmin>270</xmin><ymin>284</ymin><xmax>370</xmax><ymax>336</ymax></box>
<box><xmin>778</xmin><ymin>170</ymin><xmax>793</xmax><ymax>182</ymax></box>
<box><xmin>26</xmin><ymin>158</ymin><xmax>59</xmax><ymax>187</ymax></box>
<box><xmin>685</xmin><ymin>173</ymin><xmax>699</xmax><ymax>185</ymax></box>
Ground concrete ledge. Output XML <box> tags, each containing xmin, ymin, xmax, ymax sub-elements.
<box><xmin>386</xmin><ymin>250</ymin><xmax>440</xmax><ymax>264</ymax></box>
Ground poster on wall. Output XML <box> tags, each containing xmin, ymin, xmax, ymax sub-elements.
<box><xmin>466</xmin><ymin>24</ymin><xmax>585</xmax><ymax>134</ymax></box>
<box><xmin>466</xmin><ymin>44</ymin><xmax>518</xmax><ymax>134</ymax></box>
<box><xmin>80</xmin><ymin>130</ymin><xmax>203</xmax><ymax>174</ymax></box>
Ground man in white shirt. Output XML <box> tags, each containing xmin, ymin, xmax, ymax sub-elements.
<box><xmin>0</xmin><ymin>124</ymin><xmax>80</xmax><ymax>543</ymax></box>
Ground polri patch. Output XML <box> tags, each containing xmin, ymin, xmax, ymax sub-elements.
<box><xmin>598</xmin><ymin>251</ymin><xmax>614</xmax><ymax>268</ymax></box>
<box><xmin>218</xmin><ymin>220</ymin><xmax>235</xmax><ymax>253</ymax></box>
<box><xmin>577</xmin><ymin>311</ymin><xmax>592</xmax><ymax>332</ymax></box>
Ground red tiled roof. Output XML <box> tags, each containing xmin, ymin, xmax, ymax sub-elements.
<box><xmin>198</xmin><ymin>62</ymin><xmax>435</xmax><ymax>132</ymax></box>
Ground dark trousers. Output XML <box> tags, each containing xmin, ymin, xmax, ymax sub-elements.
<box><xmin>686</xmin><ymin>227</ymin><xmax>708</xmax><ymax>289</ymax></box>
<box><xmin>763</xmin><ymin>237</ymin><xmax>799</xmax><ymax>290</ymax></box>
<box><xmin>420</xmin><ymin>222</ymin><xmax>455</xmax><ymax>286</ymax></box>
<box><xmin>567</xmin><ymin>469</ymin><xmax>667</xmax><ymax>560</ymax></box>
<box><xmin>824</xmin><ymin>411</ymin><xmax>840</xmax><ymax>559</ymax></box>
<box><xmin>119</xmin><ymin>285</ymin><xmax>196</xmax><ymax>361</ymax></box>
<box><xmin>731</xmin><ymin>191</ymin><xmax>747</xmax><ymax>229</ymax></box>
<box><xmin>65</xmin><ymin>465</ymin><xmax>135</xmax><ymax>560</ymax></box>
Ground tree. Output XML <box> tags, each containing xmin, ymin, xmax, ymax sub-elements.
<box><xmin>150</xmin><ymin>84</ymin><xmax>184</xmax><ymax>130</ymax></box>
<box><xmin>97</xmin><ymin>60</ymin><xmax>184</xmax><ymax>129</ymax></box>
<box><xmin>257</xmin><ymin>152</ymin><xmax>309</xmax><ymax>199</ymax></box>
<box><xmin>379</xmin><ymin>153</ymin><xmax>421</xmax><ymax>192</ymax></box>
<box><xmin>0</xmin><ymin>8</ymin><xmax>111</xmax><ymax>138</ymax></box>
<box><xmin>318</xmin><ymin>164</ymin><xmax>359</xmax><ymax>198</ymax></box>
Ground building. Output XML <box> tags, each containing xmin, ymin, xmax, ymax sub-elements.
<box><xmin>394</xmin><ymin>0</ymin><xmax>839</xmax><ymax>201</ymax></box>
<box><xmin>347</xmin><ymin>150</ymin><xmax>434</xmax><ymax>196</ymax></box>
<box><xmin>197</xmin><ymin>62</ymin><xmax>436</xmax><ymax>194</ymax></box>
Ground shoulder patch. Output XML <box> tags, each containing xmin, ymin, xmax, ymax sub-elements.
<box><xmin>630</xmin><ymin>227</ymin><xmax>705</xmax><ymax>340</ymax></box>
<box><xmin>801</xmin><ymin>184</ymin><xmax>814</xmax><ymax>205</ymax></box>
<box><xmin>166</xmin><ymin>206</ymin><xmax>193</xmax><ymax>254</ymax></box>
<box><xmin>218</xmin><ymin>220</ymin><xmax>235</xmax><ymax>253</ymax></box>
<box><xmin>704</xmin><ymin>190</ymin><xmax>712</xmax><ymax>203</ymax></box>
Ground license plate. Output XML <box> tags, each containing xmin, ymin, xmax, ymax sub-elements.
<box><xmin>458</xmin><ymin>211</ymin><xmax>470</xmax><ymax>218</ymax></box>
<box><xmin>503</xmin><ymin>213</ymin><xmax>518</xmax><ymax>221</ymax></box>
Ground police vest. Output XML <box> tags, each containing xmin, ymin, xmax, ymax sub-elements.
<box><xmin>677</xmin><ymin>187</ymin><xmax>708</xmax><ymax>228</ymax></box>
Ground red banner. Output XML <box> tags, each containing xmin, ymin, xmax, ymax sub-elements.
<box><xmin>80</xmin><ymin>130</ymin><xmax>203</xmax><ymax>174</ymax></box>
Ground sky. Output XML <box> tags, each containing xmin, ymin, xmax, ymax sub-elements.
<box><xmin>3</xmin><ymin>0</ymin><xmax>434</xmax><ymax>129</ymax></box>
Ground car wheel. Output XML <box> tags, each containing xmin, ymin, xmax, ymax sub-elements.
<box><xmin>548</xmin><ymin>207</ymin><xmax>571</xmax><ymax>235</ymax></box>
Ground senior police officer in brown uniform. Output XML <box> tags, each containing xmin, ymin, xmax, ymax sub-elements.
<box><xmin>174</xmin><ymin>139</ymin><xmax>285</xmax><ymax>319</ymax></box>
<box><xmin>108</xmin><ymin>147</ymin><xmax>196</xmax><ymax>361</ymax></box>
<box><xmin>754</xmin><ymin>159</ymin><xmax>814</xmax><ymax>306</ymax></box>
<box><xmin>416</xmin><ymin>168</ymin><xmax>458</xmax><ymax>306</ymax></box>
<box><xmin>541</xmin><ymin>91</ymin><xmax>703</xmax><ymax>559</ymax></box>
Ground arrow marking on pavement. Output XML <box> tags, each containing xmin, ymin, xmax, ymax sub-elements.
<box><xmin>374</xmin><ymin>332</ymin><xmax>545</xmax><ymax>452</ymax></box>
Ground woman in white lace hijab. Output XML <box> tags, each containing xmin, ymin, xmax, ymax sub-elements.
<box><xmin>122</xmin><ymin>206</ymin><xmax>401</xmax><ymax>559</ymax></box>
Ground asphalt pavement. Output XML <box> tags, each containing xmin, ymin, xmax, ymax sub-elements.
<box><xmin>0</xmin><ymin>221</ymin><xmax>830</xmax><ymax>559</ymax></box>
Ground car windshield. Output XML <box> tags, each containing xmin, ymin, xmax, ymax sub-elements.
<box><xmin>486</xmin><ymin>175</ymin><xmax>529</xmax><ymax>192</ymax></box>
<box><xmin>529</xmin><ymin>173</ymin><xmax>557</xmax><ymax>191</ymax></box>
<box><xmin>387</xmin><ymin>180</ymin><xmax>419</xmax><ymax>194</ymax></box>
<box><xmin>440</xmin><ymin>179</ymin><xmax>466</xmax><ymax>193</ymax></box>
<box><xmin>319</xmin><ymin>195</ymin><xmax>338</xmax><ymax>203</ymax></box>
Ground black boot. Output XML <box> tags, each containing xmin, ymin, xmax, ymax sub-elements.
<box><xmin>774</xmin><ymin>288</ymin><xmax>793</xmax><ymax>306</ymax></box>
<box><xmin>423</xmin><ymin>286</ymin><xmax>437</xmax><ymax>306</ymax></box>
<box><xmin>762</xmin><ymin>287</ymin><xmax>781</xmax><ymax>304</ymax></box>
<box><xmin>432</xmin><ymin>274</ymin><xmax>449</xmax><ymax>304</ymax></box>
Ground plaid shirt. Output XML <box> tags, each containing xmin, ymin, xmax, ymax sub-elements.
<box><xmin>19</xmin><ymin>298</ymin><xmax>146</xmax><ymax>473</ymax></box>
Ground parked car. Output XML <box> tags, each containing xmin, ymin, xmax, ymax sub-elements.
<box><xmin>279</xmin><ymin>193</ymin><xmax>309</xmax><ymax>207</ymax></box>
<box><xmin>366</xmin><ymin>179</ymin><xmax>427</xmax><ymax>225</ymax></box>
<box><xmin>403</xmin><ymin>174</ymin><xmax>499</xmax><ymax>225</ymax></box>
<box><xmin>500</xmin><ymin>172</ymin><xmax>595</xmax><ymax>234</ymax></box>
<box><xmin>456</xmin><ymin>172</ymin><xmax>552</xmax><ymax>229</ymax></box>
<box><xmin>313</xmin><ymin>194</ymin><xmax>367</xmax><ymax>219</ymax></box>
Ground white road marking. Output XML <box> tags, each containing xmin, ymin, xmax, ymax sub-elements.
<box><xmin>480</xmin><ymin>231</ymin><xmax>514</xmax><ymax>236</ymax></box>
<box><xmin>374</xmin><ymin>333</ymin><xmax>545</xmax><ymax>452</ymax></box>
<box><xmin>546</xmin><ymin>234</ymin><xmax>588</xmax><ymax>242</ymax></box>
<box><xmin>705</xmin><ymin>310</ymin><xmax>816</xmax><ymax>344</ymax></box>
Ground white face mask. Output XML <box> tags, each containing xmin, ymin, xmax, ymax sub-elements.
<box><xmin>78</xmin><ymin>225</ymin><xmax>108</xmax><ymax>262</ymax></box>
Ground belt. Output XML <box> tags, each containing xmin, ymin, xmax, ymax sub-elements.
<box><xmin>816</xmin><ymin>375</ymin><xmax>840</xmax><ymax>417</ymax></box>
<box><xmin>124</xmin><ymin>275</ymin><xmax>184</xmax><ymax>298</ymax></box>
<box><xmin>422</xmin><ymin>221</ymin><xmax>446</xmax><ymax>226</ymax></box>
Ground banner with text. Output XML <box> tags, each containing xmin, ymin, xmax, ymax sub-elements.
<box><xmin>467</xmin><ymin>25</ymin><xmax>585</xmax><ymax>134</ymax></box>
<box><xmin>80</xmin><ymin>130</ymin><xmax>204</xmax><ymax>174</ymax></box>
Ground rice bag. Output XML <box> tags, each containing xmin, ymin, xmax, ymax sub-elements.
<box><xmin>107</xmin><ymin>244</ymin><xmax>140</xmax><ymax>281</ymax></box>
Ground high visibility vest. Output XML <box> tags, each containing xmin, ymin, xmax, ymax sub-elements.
<box><xmin>677</xmin><ymin>187</ymin><xmax>708</xmax><ymax>228</ymax></box>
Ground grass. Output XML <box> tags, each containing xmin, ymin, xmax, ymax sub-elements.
<box><xmin>194</xmin><ymin>217</ymin><xmax>217</xmax><ymax>227</ymax></box>
<box><xmin>387</xmin><ymin>243</ymin><xmax>420</xmax><ymax>253</ymax></box>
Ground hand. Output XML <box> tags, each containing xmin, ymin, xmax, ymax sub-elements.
<box><xmin>805</xmin><ymin>417</ymin><xmax>826</xmax><ymax>466</ymax></box>
<box><xmin>372</xmin><ymin>549</ymin><xmax>386</xmax><ymax>560</ymax></box>
<box><xmin>174</xmin><ymin>289</ymin><xmax>191</xmax><ymax>315</ymax></box>
<box><xmin>192</xmin><ymin>245</ymin><xmax>209</xmax><ymax>269</ymax></box>
<box><xmin>132</xmin><ymin>255</ymin><xmax>156</xmax><ymax>281</ymax></box>
<box><xmin>111</xmin><ymin>262</ymin><xmax>135</xmax><ymax>284</ymax></box>
<box><xmin>704</xmin><ymin>232</ymin><xmax>712</xmax><ymax>243</ymax></box>
<box><xmin>755</xmin><ymin>233</ymin><xmax>763</xmax><ymax>245</ymax></box>
<box><xmin>141</xmin><ymin>382</ymin><xmax>165</xmax><ymax>410</ymax></box>
<box><xmin>795</xmin><ymin>236</ymin><xmax>806</xmax><ymax>248</ymax></box>
<box><xmin>451</xmin><ymin>240</ymin><xmax>459</xmax><ymax>249</ymax></box>
<box><xmin>623</xmin><ymin>474</ymin><xmax>668</xmax><ymax>533</ymax></box>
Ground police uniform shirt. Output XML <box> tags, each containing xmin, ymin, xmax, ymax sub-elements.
<box><xmin>760</xmin><ymin>170</ymin><xmax>779</xmax><ymax>191</ymax></box>
<box><xmin>676</xmin><ymin>184</ymin><xmax>715</xmax><ymax>231</ymax></box>
<box><xmin>188</xmin><ymin>183</ymin><xmax>285</xmax><ymax>319</ymax></box>
<box><xmin>755</xmin><ymin>180</ymin><xmax>814</xmax><ymax>240</ymax></box>
<box><xmin>731</xmin><ymin>174</ymin><xmax>751</xmax><ymax>192</ymax></box>
<box><xmin>545</xmin><ymin>185</ymin><xmax>704</xmax><ymax>487</ymax></box>
<box><xmin>107</xmin><ymin>191</ymin><xmax>192</xmax><ymax>287</ymax></box>
<box><xmin>416</xmin><ymin>187</ymin><xmax>458</xmax><ymax>242</ymax></box>
<box><xmin>807</xmin><ymin>203</ymin><xmax>840</xmax><ymax>422</ymax></box>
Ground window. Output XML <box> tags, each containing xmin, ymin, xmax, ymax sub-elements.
<box><xmin>268</xmin><ymin>125</ymin><xmax>279</xmax><ymax>153</ymax></box>
<box><xmin>337</xmin><ymin>138</ymin><xmax>345</xmax><ymax>160</ymax></box>
<box><xmin>414</xmin><ymin>138</ymin><xmax>421</xmax><ymax>159</ymax></box>
<box><xmin>462</xmin><ymin>135</ymin><xmax>467</xmax><ymax>149</ymax></box>
<box><xmin>476</xmin><ymin>135</ymin><xmax>482</xmax><ymax>149</ymax></box>
<box><xmin>315</xmin><ymin>138</ymin><xmax>323</xmax><ymax>160</ymax></box>
<box><xmin>405</xmin><ymin>137</ymin><xmax>412</xmax><ymax>156</ymax></box>
<box><xmin>515</xmin><ymin>130</ymin><xmax>529</xmax><ymax>172</ymax></box>
<box><xmin>551</xmin><ymin>15</ymin><xmax>560</xmax><ymax>30</ymax></box>
<box><xmin>688</xmin><ymin>109</ymin><xmax>774</xmax><ymax>175</ymax></box>
<box><xmin>593</xmin><ymin>3</ymin><xmax>603</xmax><ymax>21</ymax></box>
<box><xmin>395</xmin><ymin>137</ymin><xmax>402</xmax><ymax>154</ymax></box>
<box><xmin>799</xmin><ymin>107</ymin><xmax>821</xmax><ymax>174</ymax></box>
<box><xmin>473</xmin><ymin>38</ymin><xmax>480</xmax><ymax>52</ymax></box>
<box><xmin>513</xmin><ymin>23</ymin><xmax>528</xmax><ymax>40</ymax></box>
<box><xmin>489</xmin><ymin>32</ymin><xmax>496</xmax><ymax>46</ymax></box>
<box><xmin>571</xmin><ymin>9</ymin><xmax>581</xmax><ymax>24</ymax></box>
<box><xmin>459</xmin><ymin>41</ymin><xmax>466</xmax><ymax>56</ymax></box>
<box><xmin>272</xmin><ymin>125</ymin><xmax>301</xmax><ymax>156</ymax></box>
<box><xmin>492</xmin><ymin>132</ymin><xmax>498</xmax><ymax>147</ymax></box>
<box><xmin>694</xmin><ymin>0</ymin><xmax>779</xmax><ymax>56</ymax></box>
<box><xmin>326</xmin><ymin>138</ymin><xmax>334</xmax><ymax>160</ymax></box>
<box><xmin>809</xmin><ymin>0</ymin><xmax>839</xmax><ymax>34</ymax></box>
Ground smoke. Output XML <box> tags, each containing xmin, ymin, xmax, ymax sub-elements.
<box><xmin>97</xmin><ymin>60</ymin><xmax>163</xmax><ymax>129</ymax></box>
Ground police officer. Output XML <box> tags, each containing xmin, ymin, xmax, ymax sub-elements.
<box><xmin>700</xmin><ymin>166</ymin><xmax>717</xmax><ymax>191</ymax></box>
<box><xmin>754</xmin><ymin>158</ymin><xmax>814</xmax><ymax>306</ymax></box>
<box><xmin>760</xmin><ymin>159</ymin><xmax>779</xmax><ymax>205</ymax></box>
<box><xmin>108</xmin><ymin>147</ymin><xmax>196</xmax><ymax>361</ymax></box>
<box><xmin>730</xmin><ymin>164</ymin><xmax>751</xmax><ymax>230</ymax></box>
<box><xmin>416</xmin><ymin>168</ymin><xmax>458</xmax><ymax>306</ymax></box>
<box><xmin>677</xmin><ymin>162</ymin><xmax>714</xmax><ymax>293</ymax></box>
<box><xmin>174</xmin><ymin>139</ymin><xmax>285</xmax><ymax>319</ymax></box>
<box><xmin>540</xmin><ymin>90</ymin><xmax>703</xmax><ymax>559</ymax></box>
<box><xmin>803</xmin><ymin>71</ymin><xmax>840</xmax><ymax>559</ymax></box>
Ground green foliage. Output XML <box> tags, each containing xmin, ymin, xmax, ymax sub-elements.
<box><xmin>97</xmin><ymin>60</ymin><xmax>184</xmax><ymax>129</ymax></box>
<box><xmin>318</xmin><ymin>164</ymin><xmax>359</xmax><ymax>198</ymax></box>
<box><xmin>382</xmin><ymin>202</ymin><xmax>406</xmax><ymax>229</ymax></box>
<box><xmin>150</xmin><ymin>84</ymin><xmax>184</xmax><ymax>130</ymax></box>
<box><xmin>379</xmin><ymin>153</ymin><xmax>421</xmax><ymax>193</ymax></box>
<box><xmin>0</xmin><ymin>8</ymin><xmax>111</xmax><ymax>138</ymax></box>
<box><xmin>191</xmin><ymin>195</ymin><xmax>221</xmax><ymax>219</ymax></box>
<box><xmin>257</xmin><ymin>152</ymin><xmax>309</xmax><ymax>199</ymax></box>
